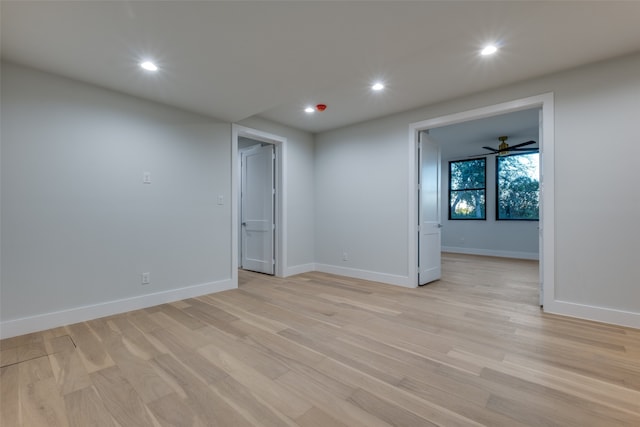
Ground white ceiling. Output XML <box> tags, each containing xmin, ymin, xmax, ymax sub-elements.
<box><xmin>2</xmin><ymin>1</ymin><xmax>640</xmax><ymax>133</ymax></box>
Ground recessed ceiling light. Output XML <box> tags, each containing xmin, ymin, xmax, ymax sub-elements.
<box><xmin>304</xmin><ymin>106</ymin><xmax>315</xmax><ymax>113</ymax></box>
<box><xmin>140</xmin><ymin>61</ymin><xmax>158</xmax><ymax>72</ymax></box>
<box><xmin>372</xmin><ymin>82</ymin><xmax>385</xmax><ymax>91</ymax></box>
<box><xmin>480</xmin><ymin>45</ymin><xmax>498</xmax><ymax>56</ymax></box>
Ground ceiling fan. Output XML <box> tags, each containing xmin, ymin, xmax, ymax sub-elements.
<box><xmin>469</xmin><ymin>136</ymin><xmax>538</xmax><ymax>157</ymax></box>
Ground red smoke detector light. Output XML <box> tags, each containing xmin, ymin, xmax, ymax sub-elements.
<box><xmin>316</xmin><ymin>104</ymin><xmax>327</xmax><ymax>111</ymax></box>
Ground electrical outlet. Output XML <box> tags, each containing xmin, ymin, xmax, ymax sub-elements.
<box><xmin>141</xmin><ymin>272</ymin><xmax>150</xmax><ymax>285</ymax></box>
<box><xmin>342</xmin><ymin>252</ymin><xmax>349</xmax><ymax>261</ymax></box>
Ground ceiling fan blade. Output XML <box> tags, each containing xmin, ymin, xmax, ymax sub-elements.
<box><xmin>482</xmin><ymin>146</ymin><xmax>499</xmax><ymax>152</ymax></box>
<box><xmin>470</xmin><ymin>140</ymin><xmax>538</xmax><ymax>158</ymax></box>
<box><xmin>468</xmin><ymin>149</ymin><xmax>539</xmax><ymax>158</ymax></box>
<box><xmin>509</xmin><ymin>140</ymin><xmax>536</xmax><ymax>149</ymax></box>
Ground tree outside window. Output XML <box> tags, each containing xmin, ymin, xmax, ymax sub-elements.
<box><xmin>496</xmin><ymin>152</ymin><xmax>539</xmax><ymax>220</ymax></box>
<box><xmin>449</xmin><ymin>158</ymin><xmax>486</xmax><ymax>220</ymax></box>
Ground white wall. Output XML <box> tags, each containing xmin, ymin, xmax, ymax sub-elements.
<box><xmin>1</xmin><ymin>62</ymin><xmax>233</xmax><ymax>336</ymax></box>
<box><xmin>238</xmin><ymin>116</ymin><xmax>315</xmax><ymax>275</ymax></box>
<box><xmin>438</xmin><ymin>135</ymin><xmax>540</xmax><ymax>260</ymax></box>
<box><xmin>315</xmin><ymin>52</ymin><xmax>640</xmax><ymax>326</ymax></box>
<box><xmin>314</xmin><ymin>118</ymin><xmax>409</xmax><ymax>284</ymax></box>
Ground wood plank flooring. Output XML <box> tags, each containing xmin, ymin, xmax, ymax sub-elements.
<box><xmin>1</xmin><ymin>253</ymin><xmax>639</xmax><ymax>426</ymax></box>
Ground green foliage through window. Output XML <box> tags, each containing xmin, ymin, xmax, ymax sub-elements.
<box><xmin>449</xmin><ymin>159</ymin><xmax>486</xmax><ymax>219</ymax></box>
<box><xmin>496</xmin><ymin>153</ymin><xmax>539</xmax><ymax>220</ymax></box>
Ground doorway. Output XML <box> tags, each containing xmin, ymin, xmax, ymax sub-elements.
<box><xmin>232</xmin><ymin>125</ymin><xmax>287</xmax><ymax>283</ymax></box>
<box><xmin>409</xmin><ymin>93</ymin><xmax>555</xmax><ymax>309</ymax></box>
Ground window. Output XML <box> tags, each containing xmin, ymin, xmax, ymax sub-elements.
<box><xmin>496</xmin><ymin>152</ymin><xmax>539</xmax><ymax>220</ymax></box>
<box><xmin>449</xmin><ymin>158</ymin><xmax>486</xmax><ymax>219</ymax></box>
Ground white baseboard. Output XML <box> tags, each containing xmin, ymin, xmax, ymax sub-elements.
<box><xmin>0</xmin><ymin>279</ymin><xmax>235</xmax><ymax>339</ymax></box>
<box><xmin>544</xmin><ymin>300</ymin><xmax>640</xmax><ymax>329</ymax></box>
<box><xmin>442</xmin><ymin>246</ymin><xmax>539</xmax><ymax>260</ymax></box>
<box><xmin>284</xmin><ymin>263</ymin><xmax>316</xmax><ymax>277</ymax></box>
<box><xmin>5</xmin><ymin>267</ymin><xmax>635</xmax><ymax>339</ymax></box>
<box><xmin>314</xmin><ymin>263</ymin><xmax>414</xmax><ymax>288</ymax></box>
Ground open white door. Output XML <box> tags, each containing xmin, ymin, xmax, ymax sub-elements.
<box><xmin>418</xmin><ymin>131</ymin><xmax>442</xmax><ymax>285</ymax></box>
<box><xmin>538</xmin><ymin>108</ymin><xmax>544</xmax><ymax>306</ymax></box>
<box><xmin>241</xmin><ymin>144</ymin><xmax>275</xmax><ymax>274</ymax></box>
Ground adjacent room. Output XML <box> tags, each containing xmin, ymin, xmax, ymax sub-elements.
<box><xmin>2</xmin><ymin>2</ymin><xmax>639</xmax><ymax>426</ymax></box>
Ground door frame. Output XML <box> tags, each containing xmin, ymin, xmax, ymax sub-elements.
<box><xmin>232</xmin><ymin>125</ymin><xmax>287</xmax><ymax>284</ymax></box>
<box><xmin>408</xmin><ymin>93</ymin><xmax>555</xmax><ymax>310</ymax></box>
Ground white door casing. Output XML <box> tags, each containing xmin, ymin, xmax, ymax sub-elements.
<box><xmin>408</xmin><ymin>93</ymin><xmax>553</xmax><ymax>308</ymax></box>
<box><xmin>241</xmin><ymin>144</ymin><xmax>275</xmax><ymax>274</ymax></box>
<box><xmin>418</xmin><ymin>131</ymin><xmax>442</xmax><ymax>285</ymax></box>
<box><xmin>231</xmin><ymin>124</ymin><xmax>287</xmax><ymax>285</ymax></box>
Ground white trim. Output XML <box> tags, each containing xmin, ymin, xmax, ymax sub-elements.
<box><xmin>408</xmin><ymin>93</ymin><xmax>555</xmax><ymax>305</ymax></box>
<box><xmin>539</xmin><ymin>95</ymin><xmax>555</xmax><ymax>312</ymax></box>
<box><xmin>543</xmin><ymin>300</ymin><xmax>640</xmax><ymax>330</ymax></box>
<box><xmin>442</xmin><ymin>247</ymin><xmax>539</xmax><ymax>260</ymax></box>
<box><xmin>232</xmin><ymin>125</ymin><xmax>288</xmax><ymax>279</ymax></box>
<box><xmin>315</xmin><ymin>264</ymin><xmax>414</xmax><ymax>288</ymax></box>
<box><xmin>231</xmin><ymin>126</ymin><xmax>239</xmax><ymax>287</ymax></box>
<box><xmin>0</xmin><ymin>279</ymin><xmax>234</xmax><ymax>339</ymax></box>
<box><xmin>284</xmin><ymin>263</ymin><xmax>317</xmax><ymax>277</ymax></box>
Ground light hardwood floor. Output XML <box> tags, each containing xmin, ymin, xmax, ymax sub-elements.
<box><xmin>1</xmin><ymin>253</ymin><xmax>639</xmax><ymax>426</ymax></box>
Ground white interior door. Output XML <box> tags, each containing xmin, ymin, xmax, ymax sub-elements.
<box><xmin>419</xmin><ymin>131</ymin><xmax>442</xmax><ymax>285</ymax></box>
<box><xmin>241</xmin><ymin>144</ymin><xmax>275</xmax><ymax>274</ymax></box>
<box><xmin>538</xmin><ymin>108</ymin><xmax>544</xmax><ymax>306</ymax></box>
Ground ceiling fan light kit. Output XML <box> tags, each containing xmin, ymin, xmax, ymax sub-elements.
<box><xmin>498</xmin><ymin>136</ymin><xmax>510</xmax><ymax>155</ymax></box>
